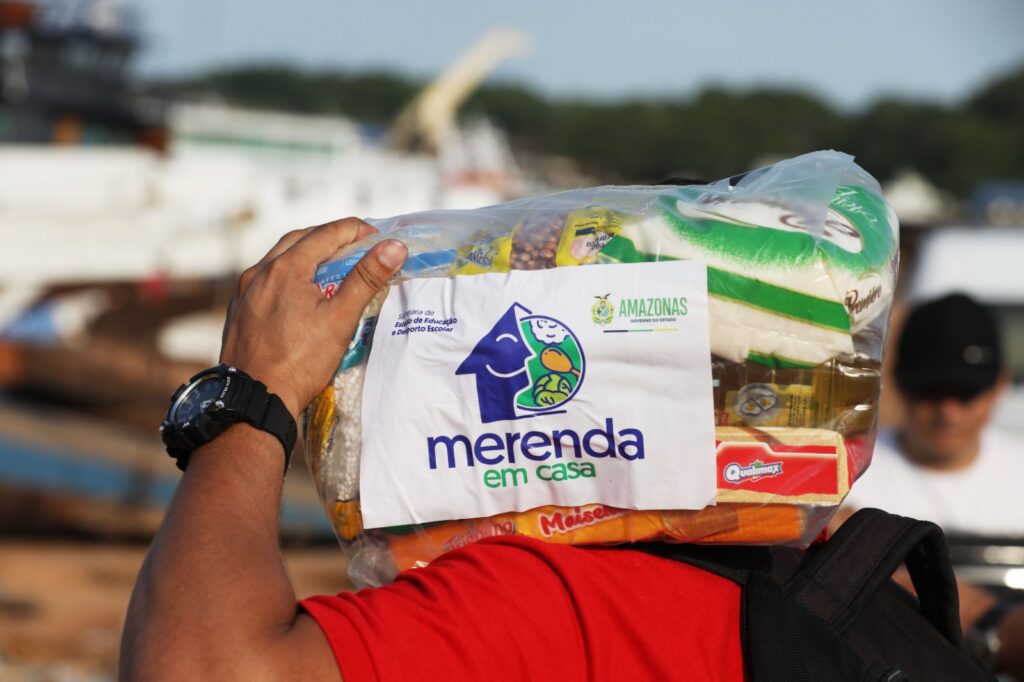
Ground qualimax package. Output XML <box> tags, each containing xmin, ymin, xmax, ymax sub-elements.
<box><xmin>304</xmin><ymin>150</ymin><xmax>900</xmax><ymax>588</ymax></box>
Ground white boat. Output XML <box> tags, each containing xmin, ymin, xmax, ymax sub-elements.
<box><xmin>0</xmin><ymin>0</ymin><xmax>531</xmax><ymax>328</ymax></box>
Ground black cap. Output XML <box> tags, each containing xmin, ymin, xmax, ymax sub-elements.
<box><xmin>895</xmin><ymin>293</ymin><xmax>1002</xmax><ymax>399</ymax></box>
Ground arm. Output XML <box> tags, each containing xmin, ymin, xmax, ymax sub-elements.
<box><xmin>120</xmin><ymin>219</ymin><xmax>407</xmax><ymax>681</ymax></box>
<box><xmin>836</xmin><ymin>508</ymin><xmax>1024</xmax><ymax>677</ymax></box>
<box><xmin>957</xmin><ymin>581</ymin><xmax>1024</xmax><ymax>680</ymax></box>
<box><xmin>890</xmin><ymin>564</ymin><xmax>1024</xmax><ymax>678</ymax></box>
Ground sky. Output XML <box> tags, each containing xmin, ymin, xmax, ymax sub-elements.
<box><xmin>130</xmin><ymin>0</ymin><xmax>1024</xmax><ymax>110</ymax></box>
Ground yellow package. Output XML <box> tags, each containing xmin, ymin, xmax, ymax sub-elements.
<box><xmin>554</xmin><ymin>207</ymin><xmax>625</xmax><ymax>266</ymax></box>
<box><xmin>306</xmin><ymin>385</ymin><xmax>337</xmax><ymax>461</ymax></box>
<box><xmin>451</xmin><ymin>229</ymin><xmax>516</xmax><ymax>275</ymax></box>
<box><xmin>333</xmin><ymin>499</ymin><xmax>364</xmax><ymax>541</ymax></box>
<box><xmin>720</xmin><ymin>383</ymin><xmax>814</xmax><ymax>427</ymax></box>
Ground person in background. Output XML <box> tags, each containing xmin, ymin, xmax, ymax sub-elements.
<box><xmin>845</xmin><ymin>293</ymin><xmax>1022</xmax><ymax>534</ymax></box>
<box><xmin>841</xmin><ymin>292</ymin><xmax>1024</xmax><ymax>678</ymax></box>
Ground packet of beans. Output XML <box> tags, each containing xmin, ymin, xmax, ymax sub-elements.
<box><xmin>304</xmin><ymin>150</ymin><xmax>899</xmax><ymax>588</ymax></box>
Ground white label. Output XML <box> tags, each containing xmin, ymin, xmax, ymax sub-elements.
<box><xmin>359</xmin><ymin>260</ymin><xmax>716</xmax><ymax>528</ymax></box>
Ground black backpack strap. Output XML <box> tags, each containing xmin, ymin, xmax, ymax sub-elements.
<box><xmin>786</xmin><ymin>508</ymin><xmax>964</xmax><ymax>649</ymax></box>
<box><xmin>634</xmin><ymin>541</ymin><xmax>896</xmax><ymax>680</ymax></box>
<box><xmin>630</xmin><ymin>542</ymin><xmax>774</xmax><ymax>585</ymax></box>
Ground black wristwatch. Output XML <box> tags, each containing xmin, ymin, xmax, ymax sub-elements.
<box><xmin>966</xmin><ymin>599</ymin><xmax>1012</xmax><ymax>673</ymax></box>
<box><xmin>160</xmin><ymin>364</ymin><xmax>297</xmax><ymax>473</ymax></box>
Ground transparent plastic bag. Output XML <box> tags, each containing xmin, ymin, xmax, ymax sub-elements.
<box><xmin>304</xmin><ymin>150</ymin><xmax>899</xmax><ymax>588</ymax></box>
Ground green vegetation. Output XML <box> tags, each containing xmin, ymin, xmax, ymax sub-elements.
<box><xmin>157</xmin><ymin>63</ymin><xmax>1024</xmax><ymax>195</ymax></box>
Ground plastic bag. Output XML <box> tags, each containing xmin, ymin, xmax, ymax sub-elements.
<box><xmin>304</xmin><ymin>150</ymin><xmax>899</xmax><ymax>588</ymax></box>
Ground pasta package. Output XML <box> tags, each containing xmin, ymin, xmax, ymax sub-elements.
<box><xmin>304</xmin><ymin>151</ymin><xmax>898</xmax><ymax>588</ymax></box>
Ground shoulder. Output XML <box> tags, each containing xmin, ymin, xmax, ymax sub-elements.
<box><xmin>981</xmin><ymin>428</ymin><xmax>1024</xmax><ymax>456</ymax></box>
<box><xmin>977</xmin><ymin>428</ymin><xmax>1024</xmax><ymax>470</ymax></box>
<box><xmin>858</xmin><ymin>430</ymin><xmax>918</xmax><ymax>478</ymax></box>
<box><xmin>303</xmin><ymin>537</ymin><xmax>744</xmax><ymax>681</ymax></box>
<box><xmin>869</xmin><ymin>430</ymin><xmax>906</xmax><ymax>460</ymax></box>
<box><xmin>843</xmin><ymin>430</ymin><xmax>919</xmax><ymax>508</ymax></box>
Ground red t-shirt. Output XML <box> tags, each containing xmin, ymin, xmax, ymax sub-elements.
<box><xmin>301</xmin><ymin>536</ymin><xmax>744</xmax><ymax>681</ymax></box>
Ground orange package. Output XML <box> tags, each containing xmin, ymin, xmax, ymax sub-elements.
<box><xmin>664</xmin><ymin>504</ymin><xmax>805</xmax><ymax>544</ymax></box>
<box><xmin>385</xmin><ymin>503</ymin><xmax>808</xmax><ymax>573</ymax></box>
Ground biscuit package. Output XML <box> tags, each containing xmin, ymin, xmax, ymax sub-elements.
<box><xmin>304</xmin><ymin>150</ymin><xmax>899</xmax><ymax>588</ymax></box>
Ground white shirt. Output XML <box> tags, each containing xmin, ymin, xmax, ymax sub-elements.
<box><xmin>842</xmin><ymin>428</ymin><xmax>1024</xmax><ymax>537</ymax></box>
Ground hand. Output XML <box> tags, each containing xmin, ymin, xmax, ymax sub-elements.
<box><xmin>219</xmin><ymin>217</ymin><xmax>407</xmax><ymax>420</ymax></box>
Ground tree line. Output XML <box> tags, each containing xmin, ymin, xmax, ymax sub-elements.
<box><xmin>158</xmin><ymin>63</ymin><xmax>1024</xmax><ymax>196</ymax></box>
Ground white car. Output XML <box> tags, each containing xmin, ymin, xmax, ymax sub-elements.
<box><xmin>908</xmin><ymin>227</ymin><xmax>1024</xmax><ymax>435</ymax></box>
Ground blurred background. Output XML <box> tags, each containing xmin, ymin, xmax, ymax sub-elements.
<box><xmin>0</xmin><ymin>0</ymin><xmax>1022</xmax><ymax>678</ymax></box>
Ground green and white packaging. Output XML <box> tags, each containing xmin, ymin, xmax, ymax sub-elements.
<box><xmin>598</xmin><ymin>153</ymin><xmax>899</xmax><ymax>367</ymax></box>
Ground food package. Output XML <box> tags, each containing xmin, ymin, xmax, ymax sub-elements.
<box><xmin>304</xmin><ymin>150</ymin><xmax>899</xmax><ymax>588</ymax></box>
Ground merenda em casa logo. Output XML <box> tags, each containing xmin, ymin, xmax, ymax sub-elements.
<box><xmin>458</xmin><ymin>303</ymin><xmax>585</xmax><ymax>422</ymax></box>
<box><xmin>427</xmin><ymin>302</ymin><xmax>646</xmax><ymax>490</ymax></box>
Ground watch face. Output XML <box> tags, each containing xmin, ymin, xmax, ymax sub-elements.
<box><xmin>172</xmin><ymin>374</ymin><xmax>227</xmax><ymax>425</ymax></box>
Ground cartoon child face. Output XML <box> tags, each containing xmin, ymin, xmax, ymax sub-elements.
<box><xmin>467</xmin><ymin>303</ymin><xmax>534</xmax><ymax>378</ymax></box>
<box><xmin>457</xmin><ymin>304</ymin><xmax>534</xmax><ymax>423</ymax></box>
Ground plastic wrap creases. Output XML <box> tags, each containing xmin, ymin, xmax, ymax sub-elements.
<box><xmin>304</xmin><ymin>150</ymin><xmax>899</xmax><ymax>588</ymax></box>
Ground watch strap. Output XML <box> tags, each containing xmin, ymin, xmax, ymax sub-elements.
<box><xmin>974</xmin><ymin>600</ymin><xmax>1012</xmax><ymax>633</ymax></box>
<box><xmin>230</xmin><ymin>372</ymin><xmax>298</xmax><ymax>472</ymax></box>
<box><xmin>163</xmin><ymin>365</ymin><xmax>297</xmax><ymax>474</ymax></box>
<box><xmin>244</xmin><ymin>378</ymin><xmax>299</xmax><ymax>469</ymax></box>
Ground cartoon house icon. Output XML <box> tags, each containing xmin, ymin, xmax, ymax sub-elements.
<box><xmin>456</xmin><ymin>303</ymin><xmax>533</xmax><ymax>423</ymax></box>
